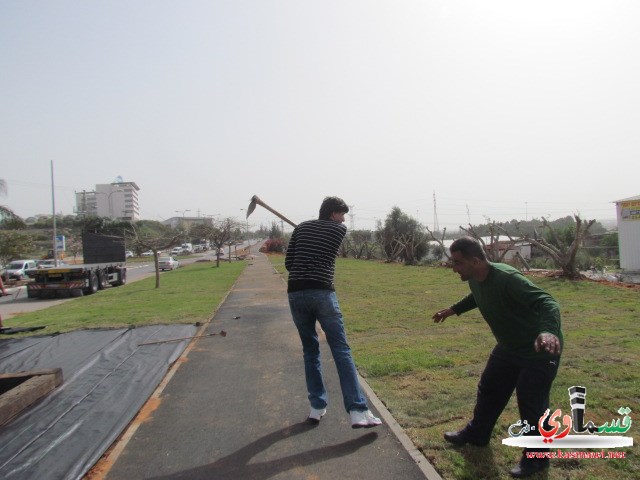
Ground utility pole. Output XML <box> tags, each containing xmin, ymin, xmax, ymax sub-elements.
<box><xmin>51</xmin><ymin>161</ymin><xmax>57</xmax><ymax>265</ymax></box>
<box><xmin>433</xmin><ymin>192</ymin><xmax>439</xmax><ymax>232</ymax></box>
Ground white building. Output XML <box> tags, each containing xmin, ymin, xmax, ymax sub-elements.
<box><xmin>75</xmin><ymin>180</ymin><xmax>140</xmax><ymax>221</ymax></box>
<box><xmin>614</xmin><ymin>195</ymin><xmax>640</xmax><ymax>272</ymax></box>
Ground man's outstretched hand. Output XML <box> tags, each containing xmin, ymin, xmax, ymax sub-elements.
<box><xmin>432</xmin><ymin>308</ymin><xmax>455</xmax><ymax>323</ymax></box>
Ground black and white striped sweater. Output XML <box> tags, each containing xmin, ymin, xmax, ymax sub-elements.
<box><xmin>285</xmin><ymin>219</ymin><xmax>346</xmax><ymax>292</ymax></box>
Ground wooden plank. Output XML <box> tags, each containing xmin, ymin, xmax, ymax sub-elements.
<box><xmin>0</xmin><ymin>368</ymin><xmax>63</xmax><ymax>427</ymax></box>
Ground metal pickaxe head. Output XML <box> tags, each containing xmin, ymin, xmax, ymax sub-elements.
<box><xmin>246</xmin><ymin>195</ymin><xmax>259</xmax><ymax>219</ymax></box>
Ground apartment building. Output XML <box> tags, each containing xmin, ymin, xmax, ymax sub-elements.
<box><xmin>75</xmin><ymin>180</ymin><xmax>140</xmax><ymax>221</ymax></box>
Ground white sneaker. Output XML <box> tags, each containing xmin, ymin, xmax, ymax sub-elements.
<box><xmin>350</xmin><ymin>409</ymin><xmax>382</xmax><ymax>428</ymax></box>
<box><xmin>308</xmin><ymin>407</ymin><xmax>327</xmax><ymax>424</ymax></box>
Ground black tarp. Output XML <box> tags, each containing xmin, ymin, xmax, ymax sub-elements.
<box><xmin>0</xmin><ymin>325</ymin><xmax>197</xmax><ymax>480</ymax></box>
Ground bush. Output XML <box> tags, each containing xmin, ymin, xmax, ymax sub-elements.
<box><xmin>260</xmin><ymin>238</ymin><xmax>286</xmax><ymax>253</ymax></box>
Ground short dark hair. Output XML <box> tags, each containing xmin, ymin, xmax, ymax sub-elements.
<box><xmin>450</xmin><ymin>236</ymin><xmax>487</xmax><ymax>261</ymax></box>
<box><xmin>319</xmin><ymin>196</ymin><xmax>349</xmax><ymax>220</ymax></box>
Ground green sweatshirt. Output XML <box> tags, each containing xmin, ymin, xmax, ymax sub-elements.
<box><xmin>450</xmin><ymin>263</ymin><xmax>563</xmax><ymax>359</ymax></box>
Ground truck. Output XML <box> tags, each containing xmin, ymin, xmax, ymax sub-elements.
<box><xmin>26</xmin><ymin>232</ymin><xmax>128</xmax><ymax>298</ymax></box>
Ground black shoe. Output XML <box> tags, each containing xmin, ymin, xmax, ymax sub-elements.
<box><xmin>443</xmin><ymin>429</ymin><xmax>489</xmax><ymax>446</ymax></box>
<box><xmin>509</xmin><ymin>457</ymin><xmax>549</xmax><ymax>478</ymax></box>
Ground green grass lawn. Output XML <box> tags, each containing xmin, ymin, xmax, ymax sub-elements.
<box><xmin>4</xmin><ymin>254</ymin><xmax>637</xmax><ymax>479</ymax></box>
<box><xmin>3</xmin><ymin>260</ymin><xmax>246</xmax><ymax>334</ymax></box>
<box><xmin>271</xmin><ymin>255</ymin><xmax>639</xmax><ymax>480</ymax></box>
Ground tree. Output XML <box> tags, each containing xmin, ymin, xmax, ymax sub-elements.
<box><xmin>349</xmin><ymin>230</ymin><xmax>378</xmax><ymax>260</ymax></box>
<box><xmin>0</xmin><ymin>230</ymin><xmax>36</xmax><ymax>266</ymax></box>
<box><xmin>193</xmin><ymin>218</ymin><xmax>242</xmax><ymax>267</ymax></box>
<box><xmin>127</xmin><ymin>222</ymin><xmax>183</xmax><ymax>288</ymax></box>
<box><xmin>269</xmin><ymin>221</ymin><xmax>283</xmax><ymax>240</ymax></box>
<box><xmin>460</xmin><ymin>220</ymin><xmax>519</xmax><ymax>263</ymax></box>
<box><xmin>0</xmin><ymin>179</ymin><xmax>24</xmax><ymax>229</ymax></box>
<box><xmin>520</xmin><ymin>215</ymin><xmax>596</xmax><ymax>279</ymax></box>
<box><xmin>376</xmin><ymin>207</ymin><xmax>429</xmax><ymax>265</ymax></box>
<box><xmin>426</xmin><ymin>226</ymin><xmax>450</xmax><ymax>262</ymax></box>
<box><xmin>66</xmin><ymin>236</ymin><xmax>83</xmax><ymax>263</ymax></box>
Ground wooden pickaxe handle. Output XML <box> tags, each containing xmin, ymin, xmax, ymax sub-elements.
<box><xmin>246</xmin><ymin>195</ymin><xmax>297</xmax><ymax>228</ymax></box>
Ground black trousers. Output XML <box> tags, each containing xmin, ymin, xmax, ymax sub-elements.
<box><xmin>466</xmin><ymin>345</ymin><xmax>560</xmax><ymax>447</ymax></box>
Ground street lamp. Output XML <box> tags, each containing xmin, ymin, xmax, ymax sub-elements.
<box><xmin>175</xmin><ymin>209</ymin><xmax>191</xmax><ymax>241</ymax></box>
<box><xmin>175</xmin><ymin>209</ymin><xmax>191</xmax><ymax>225</ymax></box>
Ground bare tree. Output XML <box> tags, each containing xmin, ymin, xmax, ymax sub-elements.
<box><xmin>426</xmin><ymin>226</ymin><xmax>450</xmax><ymax>262</ymax></box>
<box><xmin>520</xmin><ymin>215</ymin><xmax>596</xmax><ymax>279</ymax></box>
<box><xmin>339</xmin><ymin>235</ymin><xmax>351</xmax><ymax>258</ymax></box>
<box><xmin>460</xmin><ymin>221</ymin><xmax>519</xmax><ymax>263</ymax></box>
<box><xmin>193</xmin><ymin>218</ymin><xmax>242</xmax><ymax>267</ymax></box>
<box><xmin>127</xmin><ymin>224</ymin><xmax>182</xmax><ymax>288</ymax></box>
<box><xmin>375</xmin><ymin>226</ymin><xmax>405</xmax><ymax>263</ymax></box>
<box><xmin>393</xmin><ymin>232</ymin><xmax>429</xmax><ymax>265</ymax></box>
<box><xmin>350</xmin><ymin>230</ymin><xmax>378</xmax><ymax>260</ymax></box>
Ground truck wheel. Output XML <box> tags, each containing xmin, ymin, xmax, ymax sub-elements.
<box><xmin>97</xmin><ymin>270</ymin><xmax>108</xmax><ymax>290</ymax></box>
<box><xmin>84</xmin><ymin>272</ymin><xmax>99</xmax><ymax>295</ymax></box>
<box><xmin>113</xmin><ymin>268</ymin><xmax>127</xmax><ymax>286</ymax></box>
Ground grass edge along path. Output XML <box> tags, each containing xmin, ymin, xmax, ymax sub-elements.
<box><xmin>269</xmin><ymin>254</ymin><xmax>639</xmax><ymax>480</ymax></box>
<box><xmin>2</xmin><ymin>261</ymin><xmax>246</xmax><ymax>335</ymax></box>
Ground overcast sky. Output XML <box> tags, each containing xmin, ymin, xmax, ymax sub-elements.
<box><xmin>1</xmin><ymin>1</ymin><xmax>638</xmax><ymax>232</ymax></box>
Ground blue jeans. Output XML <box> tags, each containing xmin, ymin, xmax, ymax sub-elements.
<box><xmin>288</xmin><ymin>289</ymin><xmax>368</xmax><ymax>413</ymax></box>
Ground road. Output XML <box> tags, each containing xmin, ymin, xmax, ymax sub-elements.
<box><xmin>0</xmin><ymin>242</ymin><xmax>259</xmax><ymax>323</ymax></box>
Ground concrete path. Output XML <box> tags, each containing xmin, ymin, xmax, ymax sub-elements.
<box><xmin>102</xmin><ymin>252</ymin><xmax>441</xmax><ymax>480</ymax></box>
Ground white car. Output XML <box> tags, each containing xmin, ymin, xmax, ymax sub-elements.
<box><xmin>158</xmin><ymin>256</ymin><xmax>179</xmax><ymax>271</ymax></box>
<box><xmin>171</xmin><ymin>247</ymin><xmax>184</xmax><ymax>256</ymax></box>
<box><xmin>3</xmin><ymin>259</ymin><xmax>38</xmax><ymax>280</ymax></box>
<box><xmin>141</xmin><ymin>250</ymin><xmax>155</xmax><ymax>257</ymax></box>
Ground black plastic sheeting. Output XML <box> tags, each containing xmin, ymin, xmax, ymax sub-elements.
<box><xmin>0</xmin><ymin>325</ymin><xmax>197</xmax><ymax>480</ymax></box>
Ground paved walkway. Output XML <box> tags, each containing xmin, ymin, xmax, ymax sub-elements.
<box><xmin>101</xmin><ymin>253</ymin><xmax>441</xmax><ymax>480</ymax></box>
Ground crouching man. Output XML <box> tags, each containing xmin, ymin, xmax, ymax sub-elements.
<box><xmin>432</xmin><ymin>237</ymin><xmax>562</xmax><ymax>478</ymax></box>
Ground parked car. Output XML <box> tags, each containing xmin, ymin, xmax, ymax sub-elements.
<box><xmin>158</xmin><ymin>256</ymin><xmax>179</xmax><ymax>271</ymax></box>
<box><xmin>171</xmin><ymin>247</ymin><xmax>184</xmax><ymax>256</ymax></box>
<box><xmin>3</xmin><ymin>259</ymin><xmax>38</xmax><ymax>280</ymax></box>
<box><xmin>141</xmin><ymin>250</ymin><xmax>154</xmax><ymax>257</ymax></box>
<box><xmin>125</xmin><ymin>250</ymin><xmax>134</xmax><ymax>258</ymax></box>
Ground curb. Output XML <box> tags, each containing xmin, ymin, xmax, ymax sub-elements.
<box><xmin>358</xmin><ymin>374</ymin><xmax>443</xmax><ymax>480</ymax></box>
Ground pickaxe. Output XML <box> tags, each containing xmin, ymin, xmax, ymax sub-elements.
<box><xmin>246</xmin><ymin>195</ymin><xmax>297</xmax><ymax>228</ymax></box>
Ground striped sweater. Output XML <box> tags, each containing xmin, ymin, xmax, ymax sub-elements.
<box><xmin>285</xmin><ymin>219</ymin><xmax>346</xmax><ymax>292</ymax></box>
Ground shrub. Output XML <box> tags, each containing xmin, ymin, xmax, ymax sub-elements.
<box><xmin>260</xmin><ymin>238</ymin><xmax>286</xmax><ymax>253</ymax></box>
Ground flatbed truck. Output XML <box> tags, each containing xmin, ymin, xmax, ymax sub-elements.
<box><xmin>26</xmin><ymin>232</ymin><xmax>127</xmax><ymax>298</ymax></box>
